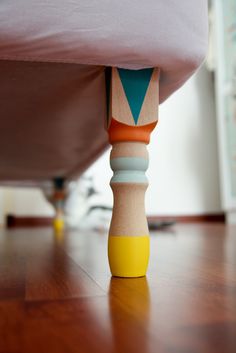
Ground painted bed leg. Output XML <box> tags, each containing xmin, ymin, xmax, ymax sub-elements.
<box><xmin>52</xmin><ymin>177</ymin><xmax>65</xmax><ymax>233</ymax></box>
<box><xmin>106</xmin><ymin>67</ymin><xmax>159</xmax><ymax>277</ymax></box>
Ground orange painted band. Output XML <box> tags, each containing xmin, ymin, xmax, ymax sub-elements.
<box><xmin>53</xmin><ymin>190</ymin><xmax>66</xmax><ymax>200</ymax></box>
<box><xmin>108</xmin><ymin>118</ymin><xmax>157</xmax><ymax>144</ymax></box>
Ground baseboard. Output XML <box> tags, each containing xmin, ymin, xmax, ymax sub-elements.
<box><xmin>6</xmin><ymin>215</ymin><xmax>53</xmax><ymax>227</ymax></box>
<box><xmin>147</xmin><ymin>213</ymin><xmax>225</xmax><ymax>224</ymax></box>
<box><xmin>5</xmin><ymin>212</ymin><xmax>225</xmax><ymax>228</ymax></box>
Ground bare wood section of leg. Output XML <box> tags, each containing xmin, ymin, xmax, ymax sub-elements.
<box><xmin>110</xmin><ymin>142</ymin><xmax>148</xmax><ymax>159</ymax></box>
<box><xmin>109</xmin><ymin>183</ymin><xmax>149</xmax><ymax>236</ymax></box>
<box><xmin>0</xmin><ymin>224</ymin><xmax>235</xmax><ymax>353</ymax></box>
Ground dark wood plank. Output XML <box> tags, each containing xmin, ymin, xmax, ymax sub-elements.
<box><xmin>0</xmin><ymin>230</ymin><xmax>26</xmax><ymax>300</ymax></box>
<box><xmin>0</xmin><ymin>254</ymin><xmax>25</xmax><ymax>300</ymax></box>
<box><xmin>0</xmin><ymin>224</ymin><xmax>235</xmax><ymax>353</ymax></box>
<box><xmin>25</xmin><ymin>246</ymin><xmax>105</xmax><ymax>301</ymax></box>
<box><xmin>0</xmin><ymin>300</ymin><xmax>24</xmax><ymax>353</ymax></box>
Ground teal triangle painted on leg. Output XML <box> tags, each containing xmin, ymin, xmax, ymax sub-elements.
<box><xmin>118</xmin><ymin>68</ymin><xmax>153</xmax><ymax>124</ymax></box>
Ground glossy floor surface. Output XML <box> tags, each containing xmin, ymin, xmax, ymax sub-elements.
<box><xmin>0</xmin><ymin>223</ymin><xmax>236</xmax><ymax>353</ymax></box>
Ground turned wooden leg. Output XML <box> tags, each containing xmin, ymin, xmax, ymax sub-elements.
<box><xmin>106</xmin><ymin>67</ymin><xmax>159</xmax><ymax>277</ymax></box>
<box><xmin>52</xmin><ymin>177</ymin><xmax>65</xmax><ymax>233</ymax></box>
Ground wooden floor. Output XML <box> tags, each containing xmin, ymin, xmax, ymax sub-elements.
<box><xmin>0</xmin><ymin>223</ymin><xmax>235</xmax><ymax>353</ymax></box>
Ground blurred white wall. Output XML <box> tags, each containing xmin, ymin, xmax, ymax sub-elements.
<box><xmin>148</xmin><ymin>65</ymin><xmax>221</xmax><ymax>215</ymax></box>
<box><xmin>0</xmin><ymin>187</ymin><xmax>54</xmax><ymax>224</ymax></box>
<box><xmin>0</xmin><ymin>64</ymin><xmax>222</xmax><ymax>225</ymax></box>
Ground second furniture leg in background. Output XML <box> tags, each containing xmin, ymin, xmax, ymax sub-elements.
<box><xmin>52</xmin><ymin>177</ymin><xmax>66</xmax><ymax>233</ymax></box>
<box><xmin>106</xmin><ymin>67</ymin><xmax>159</xmax><ymax>277</ymax></box>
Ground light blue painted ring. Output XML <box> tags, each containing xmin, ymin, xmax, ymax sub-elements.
<box><xmin>110</xmin><ymin>157</ymin><xmax>148</xmax><ymax>184</ymax></box>
<box><xmin>111</xmin><ymin>171</ymin><xmax>148</xmax><ymax>184</ymax></box>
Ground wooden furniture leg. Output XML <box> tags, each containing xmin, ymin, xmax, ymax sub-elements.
<box><xmin>52</xmin><ymin>177</ymin><xmax>65</xmax><ymax>233</ymax></box>
<box><xmin>106</xmin><ymin>67</ymin><xmax>159</xmax><ymax>277</ymax></box>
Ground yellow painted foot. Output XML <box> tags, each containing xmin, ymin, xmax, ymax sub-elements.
<box><xmin>108</xmin><ymin>235</ymin><xmax>150</xmax><ymax>278</ymax></box>
<box><xmin>53</xmin><ymin>218</ymin><xmax>64</xmax><ymax>233</ymax></box>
